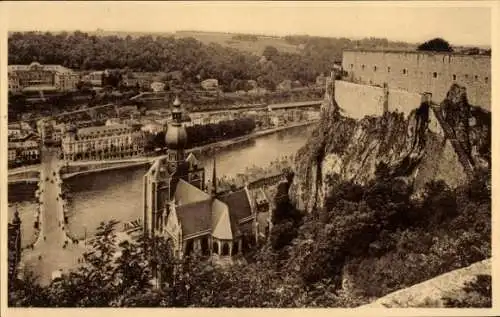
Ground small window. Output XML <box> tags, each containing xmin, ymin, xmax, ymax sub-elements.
<box><xmin>433</xmin><ymin>72</ymin><xmax>438</xmax><ymax>78</ymax></box>
<box><xmin>452</xmin><ymin>74</ymin><xmax>456</xmax><ymax>80</ymax></box>
<box><xmin>350</xmin><ymin>64</ymin><xmax>354</xmax><ymax>69</ymax></box>
<box><xmin>361</xmin><ymin>64</ymin><xmax>365</xmax><ymax>70</ymax></box>
<box><xmin>374</xmin><ymin>66</ymin><xmax>377</xmax><ymax>72</ymax></box>
<box><xmin>474</xmin><ymin>75</ymin><xmax>478</xmax><ymax>80</ymax></box>
<box><xmin>465</xmin><ymin>74</ymin><xmax>469</xmax><ymax>79</ymax></box>
<box><xmin>485</xmin><ymin>77</ymin><xmax>489</xmax><ymax>83</ymax></box>
<box><xmin>387</xmin><ymin>67</ymin><xmax>391</xmax><ymax>73</ymax></box>
<box><xmin>402</xmin><ymin>68</ymin><xmax>407</xmax><ymax>75</ymax></box>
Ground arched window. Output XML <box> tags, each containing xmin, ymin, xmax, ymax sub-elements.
<box><xmin>387</xmin><ymin>67</ymin><xmax>391</xmax><ymax>73</ymax></box>
<box><xmin>402</xmin><ymin>68</ymin><xmax>407</xmax><ymax>75</ymax></box>
<box><xmin>373</xmin><ymin>66</ymin><xmax>377</xmax><ymax>72</ymax></box>
<box><xmin>452</xmin><ymin>74</ymin><xmax>457</xmax><ymax>80</ymax></box>
<box><xmin>201</xmin><ymin>237</ymin><xmax>209</xmax><ymax>255</ymax></box>
<box><xmin>433</xmin><ymin>72</ymin><xmax>438</xmax><ymax>78</ymax></box>
<box><xmin>222</xmin><ymin>243</ymin><xmax>230</xmax><ymax>256</ymax></box>
<box><xmin>185</xmin><ymin>240</ymin><xmax>194</xmax><ymax>255</ymax></box>
<box><xmin>233</xmin><ymin>241</ymin><xmax>239</xmax><ymax>254</ymax></box>
<box><xmin>212</xmin><ymin>241</ymin><xmax>219</xmax><ymax>254</ymax></box>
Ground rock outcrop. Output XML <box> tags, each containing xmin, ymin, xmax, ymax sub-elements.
<box><xmin>291</xmin><ymin>84</ymin><xmax>489</xmax><ymax>213</ymax></box>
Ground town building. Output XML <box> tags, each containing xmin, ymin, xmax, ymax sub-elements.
<box><xmin>8</xmin><ymin>62</ymin><xmax>80</xmax><ymax>92</ymax></box>
<box><xmin>82</xmin><ymin>71</ymin><xmax>104</xmax><ymax>87</ymax></box>
<box><xmin>342</xmin><ymin>49</ymin><xmax>491</xmax><ymax>110</ymax></box>
<box><xmin>61</xmin><ymin>123</ymin><xmax>146</xmax><ymax>161</ymax></box>
<box><xmin>8</xmin><ymin>134</ymin><xmax>41</xmax><ymax>167</ymax></box>
<box><xmin>151</xmin><ymin>81</ymin><xmax>166</xmax><ymax>92</ymax></box>
<box><xmin>201</xmin><ymin>79</ymin><xmax>219</xmax><ymax>90</ymax></box>
<box><xmin>8</xmin><ymin>122</ymin><xmax>33</xmax><ymax>140</ymax></box>
<box><xmin>143</xmin><ymin>97</ymin><xmax>272</xmax><ymax>260</ymax></box>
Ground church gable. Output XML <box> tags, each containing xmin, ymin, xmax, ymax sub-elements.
<box><xmin>165</xmin><ymin>205</ymin><xmax>181</xmax><ymax>243</ymax></box>
<box><xmin>174</xmin><ymin>179</ymin><xmax>210</xmax><ymax>205</ymax></box>
<box><xmin>211</xmin><ymin>199</ymin><xmax>233</xmax><ymax>240</ymax></box>
<box><xmin>185</xmin><ymin>152</ymin><xmax>200</xmax><ymax>169</ymax></box>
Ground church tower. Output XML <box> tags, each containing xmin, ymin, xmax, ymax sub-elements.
<box><xmin>165</xmin><ymin>96</ymin><xmax>188</xmax><ymax>170</ymax></box>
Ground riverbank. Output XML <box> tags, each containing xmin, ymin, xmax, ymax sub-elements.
<box><xmin>8</xmin><ymin>165</ymin><xmax>40</xmax><ymax>176</ymax></box>
<box><xmin>59</xmin><ymin>120</ymin><xmax>318</xmax><ymax>178</ymax></box>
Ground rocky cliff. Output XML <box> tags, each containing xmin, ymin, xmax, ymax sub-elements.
<box><xmin>291</xmin><ymin>83</ymin><xmax>489</xmax><ymax>213</ymax></box>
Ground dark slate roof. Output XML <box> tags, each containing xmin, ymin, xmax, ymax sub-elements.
<box><xmin>219</xmin><ymin>189</ymin><xmax>252</xmax><ymax>222</ymax></box>
<box><xmin>176</xmin><ymin>199</ymin><xmax>212</xmax><ymax>236</ymax></box>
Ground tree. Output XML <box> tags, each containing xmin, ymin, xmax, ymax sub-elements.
<box><xmin>417</xmin><ymin>38</ymin><xmax>453</xmax><ymax>52</ymax></box>
<box><xmin>262</xmin><ymin>46</ymin><xmax>279</xmax><ymax>61</ymax></box>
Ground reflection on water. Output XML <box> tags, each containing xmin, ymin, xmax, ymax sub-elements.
<box><xmin>66</xmin><ymin>166</ymin><xmax>149</xmax><ymax>238</ymax></box>
<box><xmin>66</xmin><ymin>124</ymin><xmax>315</xmax><ymax>237</ymax></box>
<box><xmin>200</xmin><ymin>125</ymin><xmax>314</xmax><ymax>178</ymax></box>
<box><xmin>8</xmin><ymin>183</ymin><xmax>38</xmax><ymax>248</ymax></box>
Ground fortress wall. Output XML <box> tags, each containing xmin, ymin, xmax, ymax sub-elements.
<box><xmin>342</xmin><ymin>50</ymin><xmax>491</xmax><ymax>110</ymax></box>
<box><xmin>388</xmin><ymin>88</ymin><xmax>422</xmax><ymax>117</ymax></box>
<box><xmin>335</xmin><ymin>80</ymin><xmax>423</xmax><ymax>119</ymax></box>
<box><xmin>335</xmin><ymin>80</ymin><xmax>384</xmax><ymax>119</ymax></box>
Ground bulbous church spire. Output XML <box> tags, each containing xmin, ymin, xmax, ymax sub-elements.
<box><xmin>165</xmin><ymin>96</ymin><xmax>187</xmax><ymax>150</ymax></box>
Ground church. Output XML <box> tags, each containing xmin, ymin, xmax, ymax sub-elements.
<box><xmin>143</xmin><ymin>97</ymin><xmax>272</xmax><ymax>259</ymax></box>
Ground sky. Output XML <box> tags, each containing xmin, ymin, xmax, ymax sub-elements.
<box><xmin>2</xmin><ymin>1</ymin><xmax>493</xmax><ymax>47</ymax></box>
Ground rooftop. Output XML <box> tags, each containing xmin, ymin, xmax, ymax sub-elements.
<box><xmin>219</xmin><ymin>189</ymin><xmax>252</xmax><ymax>222</ymax></box>
<box><xmin>176</xmin><ymin>199</ymin><xmax>213</xmax><ymax>236</ymax></box>
<box><xmin>174</xmin><ymin>179</ymin><xmax>211</xmax><ymax>205</ymax></box>
<box><xmin>343</xmin><ymin>48</ymin><xmax>491</xmax><ymax>58</ymax></box>
<box><xmin>77</xmin><ymin>123</ymin><xmax>131</xmax><ymax>136</ymax></box>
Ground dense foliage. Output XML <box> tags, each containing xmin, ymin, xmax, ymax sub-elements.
<box><xmin>9</xmin><ymin>164</ymin><xmax>490</xmax><ymax>307</ymax></box>
<box><xmin>144</xmin><ymin>117</ymin><xmax>256</xmax><ymax>152</ymax></box>
<box><xmin>8</xmin><ymin>31</ymin><xmax>320</xmax><ymax>91</ymax></box>
<box><xmin>417</xmin><ymin>38</ymin><xmax>453</xmax><ymax>52</ymax></box>
<box><xmin>9</xmin><ymin>32</ymin><xmax>419</xmax><ymax>93</ymax></box>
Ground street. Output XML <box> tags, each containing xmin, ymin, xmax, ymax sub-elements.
<box><xmin>20</xmin><ymin>146</ymin><xmax>86</xmax><ymax>285</ymax></box>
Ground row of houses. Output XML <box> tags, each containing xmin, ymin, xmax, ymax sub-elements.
<box><xmin>8</xmin><ymin>134</ymin><xmax>41</xmax><ymax>168</ymax></box>
<box><xmin>8</xmin><ymin>62</ymin><xmax>171</xmax><ymax>94</ymax></box>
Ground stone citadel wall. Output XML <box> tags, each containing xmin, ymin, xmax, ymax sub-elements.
<box><xmin>342</xmin><ymin>50</ymin><xmax>491</xmax><ymax>110</ymax></box>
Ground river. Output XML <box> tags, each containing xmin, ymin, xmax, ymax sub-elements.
<box><xmin>24</xmin><ymin>124</ymin><xmax>315</xmax><ymax>239</ymax></box>
<box><xmin>8</xmin><ymin>182</ymin><xmax>38</xmax><ymax>248</ymax></box>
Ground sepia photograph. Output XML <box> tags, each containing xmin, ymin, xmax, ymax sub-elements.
<box><xmin>1</xmin><ymin>0</ymin><xmax>495</xmax><ymax>313</ymax></box>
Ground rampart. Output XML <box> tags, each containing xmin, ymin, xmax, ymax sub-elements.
<box><xmin>335</xmin><ymin>80</ymin><xmax>422</xmax><ymax>118</ymax></box>
<box><xmin>342</xmin><ymin>50</ymin><xmax>491</xmax><ymax>110</ymax></box>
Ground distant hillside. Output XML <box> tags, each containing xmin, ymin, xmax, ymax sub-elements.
<box><xmin>174</xmin><ymin>30</ymin><xmax>301</xmax><ymax>55</ymax></box>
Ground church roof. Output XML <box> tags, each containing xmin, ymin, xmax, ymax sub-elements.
<box><xmin>174</xmin><ymin>179</ymin><xmax>210</xmax><ymax>205</ymax></box>
<box><xmin>219</xmin><ymin>189</ymin><xmax>253</xmax><ymax>222</ymax></box>
<box><xmin>170</xmin><ymin>176</ymin><xmax>251</xmax><ymax>241</ymax></box>
<box><xmin>176</xmin><ymin>200</ymin><xmax>213</xmax><ymax>236</ymax></box>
